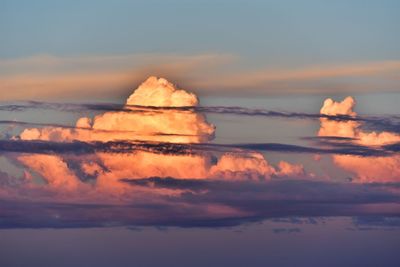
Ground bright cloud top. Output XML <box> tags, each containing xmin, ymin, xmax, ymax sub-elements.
<box><xmin>126</xmin><ymin>76</ymin><xmax>199</xmax><ymax>107</ymax></box>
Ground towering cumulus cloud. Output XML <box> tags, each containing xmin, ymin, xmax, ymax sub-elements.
<box><xmin>16</xmin><ymin>76</ymin><xmax>305</xmax><ymax>193</ymax></box>
<box><xmin>126</xmin><ymin>76</ymin><xmax>199</xmax><ymax>107</ymax></box>
<box><xmin>319</xmin><ymin>96</ymin><xmax>400</xmax><ymax>182</ymax></box>
<box><xmin>20</xmin><ymin>76</ymin><xmax>215</xmax><ymax>143</ymax></box>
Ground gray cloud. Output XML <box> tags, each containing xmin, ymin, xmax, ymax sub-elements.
<box><xmin>0</xmin><ymin>177</ymin><xmax>400</xmax><ymax>229</ymax></box>
<box><xmin>0</xmin><ymin>139</ymin><xmax>394</xmax><ymax>157</ymax></box>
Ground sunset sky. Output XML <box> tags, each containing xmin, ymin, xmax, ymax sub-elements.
<box><xmin>1</xmin><ymin>0</ymin><xmax>400</xmax><ymax>100</ymax></box>
<box><xmin>1</xmin><ymin>1</ymin><xmax>400</xmax><ymax>267</ymax></box>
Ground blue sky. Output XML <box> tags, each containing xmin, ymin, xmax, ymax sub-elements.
<box><xmin>1</xmin><ymin>0</ymin><xmax>399</xmax><ymax>64</ymax></box>
<box><xmin>0</xmin><ymin>1</ymin><xmax>400</xmax><ymax>100</ymax></box>
<box><xmin>1</xmin><ymin>0</ymin><xmax>400</xmax><ymax>101</ymax></box>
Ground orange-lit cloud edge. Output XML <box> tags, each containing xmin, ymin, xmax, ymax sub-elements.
<box><xmin>0</xmin><ymin>76</ymin><xmax>399</xmax><ymax>228</ymax></box>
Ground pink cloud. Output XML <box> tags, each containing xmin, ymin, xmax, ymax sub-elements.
<box><xmin>15</xmin><ymin>76</ymin><xmax>308</xmax><ymax>195</ymax></box>
<box><xmin>319</xmin><ymin>96</ymin><xmax>400</xmax><ymax>182</ymax></box>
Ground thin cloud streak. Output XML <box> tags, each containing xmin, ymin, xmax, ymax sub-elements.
<box><xmin>0</xmin><ymin>139</ymin><xmax>395</xmax><ymax>157</ymax></box>
<box><xmin>198</xmin><ymin>60</ymin><xmax>400</xmax><ymax>88</ymax></box>
<box><xmin>1</xmin><ymin>54</ymin><xmax>400</xmax><ymax>100</ymax></box>
<box><xmin>0</xmin><ymin>53</ymin><xmax>235</xmax><ymax>100</ymax></box>
<box><xmin>2</xmin><ymin>101</ymin><xmax>399</xmax><ymax>134</ymax></box>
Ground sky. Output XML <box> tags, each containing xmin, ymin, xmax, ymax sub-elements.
<box><xmin>1</xmin><ymin>0</ymin><xmax>400</xmax><ymax>100</ymax></box>
<box><xmin>1</xmin><ymin>0</ymin><xmax>399</xmax><ymax>60</ymax></box>
<box><xmin>0</xmin><ymin>1</ymin><xmax>400</xmax><ymax>267</ymax></box>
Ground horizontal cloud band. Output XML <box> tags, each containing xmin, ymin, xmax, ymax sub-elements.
<box><xmin>0</xmin><ymin>178</ymin><xmax>399</xmax><ymax>229</ymax></box>
<box><xmin>0</xmin><ymin>139</ymin><xmax>396</xmax><ymax>157</ymax></box>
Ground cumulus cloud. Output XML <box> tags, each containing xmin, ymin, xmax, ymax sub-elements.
<box><xmin>319</xmin><ymin>96</ymin><xmax>400</xmax><ymax>182</ymax></box>
<box><xmin>320</xmin><ymin>96</ymin><xmax>357</xmax><ymax>117</ymax></box>
<box><xmin>17</xmin><ymin>154</ymin><xmax>84</xmax><ymax>190</ymax></box>
<box><xmin>126</xmin><ymin>76</ymin><xmax>199</xmax><ymax>107</ymax></box>
<box><xmin>12</xmin><ymin>76</ymin><xmax>308</xmax><ymax>194</ymax></box>
<box><xmin>0</xmin><ymin>77</ymin><xmax>399</xmax><ymax>228</ymax></box>
<box><xmin>20</xmin><ymin>76</ymin><xmax>215</xmax><ymax>143</ymax></box>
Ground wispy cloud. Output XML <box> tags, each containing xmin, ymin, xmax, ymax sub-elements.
<box><xmin>2</xmin><ymin>101</ymin><xmax>399</xmax><ymax>134</ymax></box>
<box><xmin>0</xmin><ymin>53</ymin><xmax>234</xmax><ymax>100</ymax></box>
<box><xmin>197</xmin><ymin>60</ymin><xmax>400</xmax><ymax>90</ymax></box>
<box><xmin>1</xmin><ymin>54</ymin><xmax>399</xmax><ymax>100</ymax></box>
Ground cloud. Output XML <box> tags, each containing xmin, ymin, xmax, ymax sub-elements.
<box><xmin>3</xmin><ymin>99</ymin><xmax>400</xmax><ymax>136</ymax></box>
<box><xmin>17</xmin><ymin>154</ymin><xmax>84</xmax><ymax>190</ymax></box>
<box><xmin>196</xmin><ymin>60</ymin><xmax>400</xmax><ymax>90</ymax></box>
<box><xmin>319</xmin><ymin>96</ymin><xmax>400</xmax><ymax>182</ymax></box>
<box><xmin>19</xmin><ymin>77</ymin><xmax>215</xmax><ymax>144</ymax></box>
<box><xmin>272</xmin><ymin>228</ymin><xmax>301</xmax><ymax>234</ymax></box>
<box><xmin>352</xmin><ymin>216</ymin><xmax>400</xmax><ymax>229</ymax></box>
<box><xmin>7</xmin><ymin>77</ymin><xmax>309</xmax><ymax>193</ymax></box>
<box><xmin>126</xmin><ymin>76</ymin><xmax>199</xmax><ymax>107</ymax></box>
<box><xmin>320</xmin><ymin>96</ymin><xmax>356</xmax><ymax>117</ymax></box>
<box><xmin>0</xmin><ymin>139</ymin><xmax>393</xmax><ymax>159</ymax></box>
<box><xmin>0</xmin><ymin>53</ymin><xmax>234</xmax><ymax>101</ymax></box>
<box><xmin>1</xmin><ymin>53</ymin><xmax>400</xmax><ymax>100</ymax></box>
<box><xmin>0</xmin><ymin>77</ymin><xmax>399</xmax><ymax>228</ymax></box>
<box><xmin>0</xmin><ymin>177</ymin><xmax>399</xmax><ymax>228</ymax></box>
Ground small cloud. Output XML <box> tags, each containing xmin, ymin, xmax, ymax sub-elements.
<box><xmin>273</xmin><ymin>228</ymin><xmax>301</xmax><ymax>234</ymax></box>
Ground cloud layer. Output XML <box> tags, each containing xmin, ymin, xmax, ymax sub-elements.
<box><xmin>1</xmin><ymin>53</ymin><xmax>400</xmax><ymax>100</ymax></box>
<box><xmin>0</xmin><ymin>76</ymin><xmax>399</xmax><ymax>228</ymax></box>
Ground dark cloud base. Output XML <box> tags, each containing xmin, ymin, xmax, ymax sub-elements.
<box><xmin>0</xmin><ymin>139</ymin><xmax>397</xmax><ymax>158</ymax></box>
<box><xmin>1</xmin><ymin>178</ymin><xmax>400</xmax><ymax>229</ymax></box>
